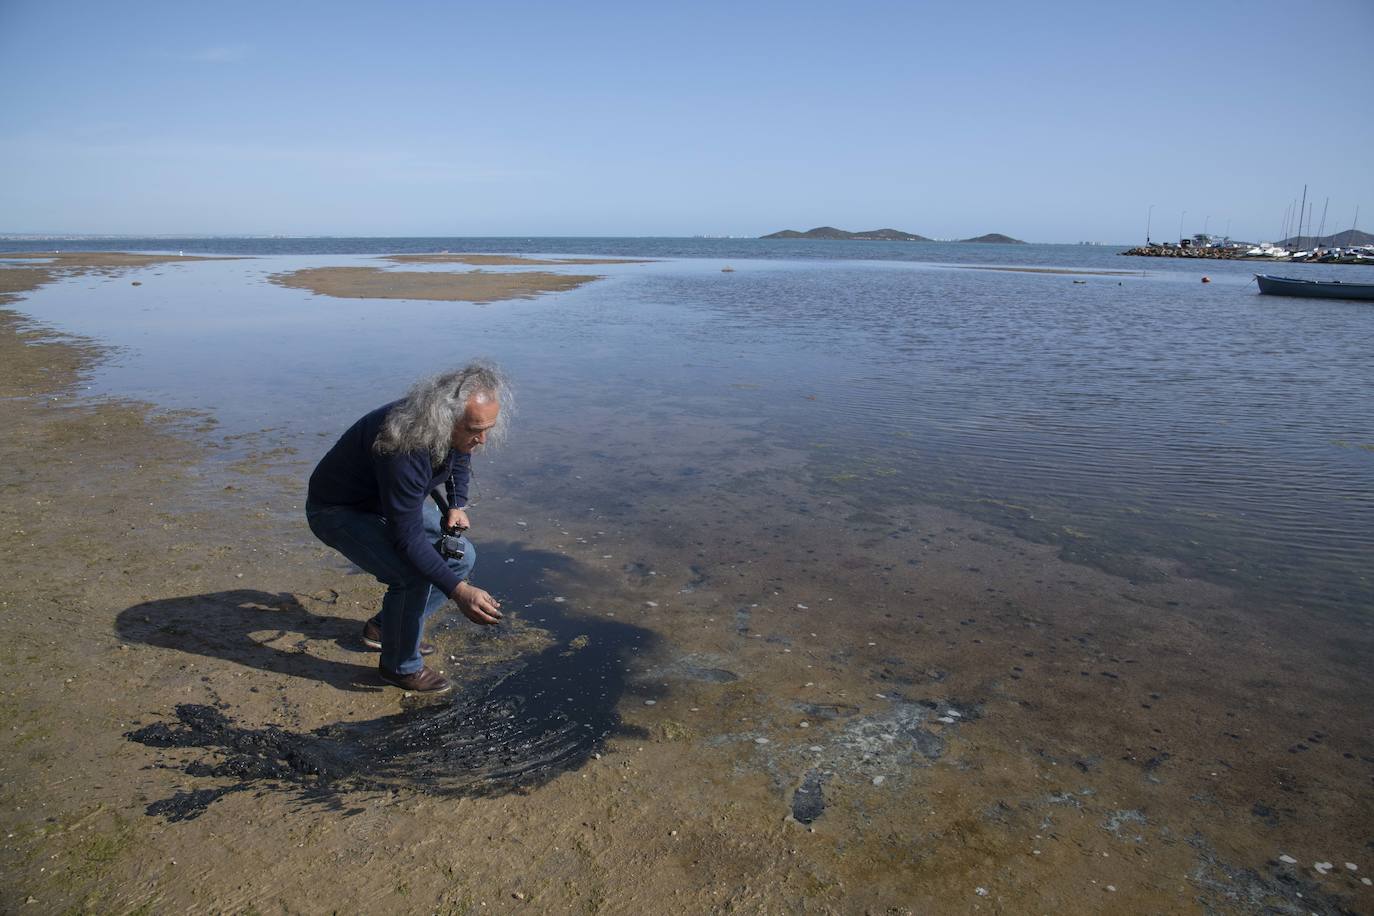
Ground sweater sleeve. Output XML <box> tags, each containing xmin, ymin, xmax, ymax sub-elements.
<box><xmin>375</xmin><ymin>450</ymin><xmax>462</xmax><ymax>597</ymax></box>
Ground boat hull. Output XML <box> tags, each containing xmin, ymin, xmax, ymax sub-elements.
<box><xmin>1255</xmin><ymin>274</ymin><xmax>1374</xmax><ymax>301</ymax></box>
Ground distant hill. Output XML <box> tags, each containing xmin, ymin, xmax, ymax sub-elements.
<box><xmin>960</xmin><ymin>233</ymin><xmax>1025</xmax><ymax>244</ymax></box>
<box><xmin>1278</xmin><ymin>229</ymin><xmax>1374</xmax><ymax>247</ymax></box>
<box><xmin>761</xmin><ymin>226</ymin><xmax>931</xmax><ymax>241</ymax></box>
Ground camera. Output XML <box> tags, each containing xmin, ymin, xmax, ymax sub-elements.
<box><xmin>435</xmin><ymin>530</ymin><xmax>466</xmax><ymax>561</ymax></box>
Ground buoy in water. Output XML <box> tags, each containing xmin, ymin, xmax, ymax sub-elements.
<box><xmin>1201</xmin><ymin>276</ymin><xmax>1211</xmax><ymax>283</ymax></box>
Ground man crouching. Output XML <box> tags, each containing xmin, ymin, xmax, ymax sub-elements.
<box><xmin>306</xmin><ymin>363</ymin><xmax>509</xmax><ymax>693</ymax></box>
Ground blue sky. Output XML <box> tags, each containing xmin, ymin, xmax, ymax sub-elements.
<box><xmin>2</xmin><ymin>0</ymin><xmax>1371</xmax><ymax>243</ymax></box>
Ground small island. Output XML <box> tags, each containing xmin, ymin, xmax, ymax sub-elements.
<box><xmin>761</xmin><ymin>227</ymin><xmax>930</xmax><ymax>241</ymax></box>
<box><xmin>960</xmin><ymin>233</ymin><xmax>1025</xmax><ymax>244</ymax></box>
<box><xmin>760</xmin><ymin>227</ymin><xmax>1026</xmax><ymax>243</ymax></box>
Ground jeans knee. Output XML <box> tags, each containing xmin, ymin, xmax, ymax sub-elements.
<box><xmin>378</xmin><ymin>566</ymin><xmax>430</xmax><ymax>591</ymax></box>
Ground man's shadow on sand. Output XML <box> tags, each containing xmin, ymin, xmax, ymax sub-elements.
<box><xmin>118</xmin><ymin>540</ymin><xmax>659</xmax><ymax>820</ymax></box>
<box><xmin>113</xmin><ymin>540</ymin><xmax>634</xmax><ymax>692</ymax></box>
<box><xmin>115</xmin><ymin>587</ymin><xmax>383</xmax><ymax>692</ymax></box>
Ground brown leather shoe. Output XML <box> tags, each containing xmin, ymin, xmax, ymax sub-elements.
<box><xmin>361</xmin><ymin>620</ymin><xmax>435</xmax><ymax>656</ymax></box>
<box><xmin>378</xmin><ymin>665</ymin><xmax>452</xmax><ymax>694</ymax></box>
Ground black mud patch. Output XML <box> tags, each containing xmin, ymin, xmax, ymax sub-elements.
<box><xmin>120</xmin><ymin>541</ymin><xmax>655</xmax><ymax>821</ymax></box>
<box><xmin>145</xmin><ymin>785</ymin><xmax>249</xmax><ymax>822</ymax></box>
<box><xmin>791</xmin><ymin>769</ymin><xmax>827</xmax><ymax>824</ymax></box>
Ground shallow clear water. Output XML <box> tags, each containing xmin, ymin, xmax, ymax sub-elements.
<box><xmin>6</xmin><ymin>239</ymin><xmax>1372</xmax><ymax>616</ymax></box>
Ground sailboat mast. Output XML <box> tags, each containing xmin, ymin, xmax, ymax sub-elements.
<box><xmin>1316</xmin><ymin>197</ymin><xmax>1329</xmax><ymax>247</ymax></box>
<box><xmin>1297</xmin><ymin>184</ymin><xmax>1308</xmax><ymax>250</ymax></box>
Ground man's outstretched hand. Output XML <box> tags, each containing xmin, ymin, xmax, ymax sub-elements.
<box><xmin>452</xmin><ymin>580</ymin><xmax>502</xmax><ymax>625</ymax></box>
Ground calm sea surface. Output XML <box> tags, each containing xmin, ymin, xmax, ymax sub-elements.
<box><xmin>7</xmin><ymin>237</ymin><xmax>1372</xmax><ymax>615</ymax></box>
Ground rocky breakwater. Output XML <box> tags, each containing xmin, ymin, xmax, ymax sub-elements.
<box><xmin>1120</xmin><ymin>245</ymin><xmax>1244</xmax><ymax>260</ymax></box>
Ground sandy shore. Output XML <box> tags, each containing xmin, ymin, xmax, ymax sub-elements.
<box><xmin>1</xmin><ymin>255</ymin><xmax>1371</xmax><ymax>914</ymax></box>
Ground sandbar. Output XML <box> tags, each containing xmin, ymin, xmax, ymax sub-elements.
<box><xmin>269</xmin><ymin>265</ymin><xmax>603</xmax><ymax>302</ymax></box>
<box><xmin>0</xmin><ymin>249</ymin><xmax>232</xmax><ymax>272</ymax></box>
<box><xmin>962</xmin><ymin>265</ymin><xmax>1142</xmax><ymax>276</ymax></box>
<box><xmin>384</xmin><ymin>253</ymin><xmax>652</xmax><ymax>266</ymax></box>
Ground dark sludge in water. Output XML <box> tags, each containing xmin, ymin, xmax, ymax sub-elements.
<box><xmin>126</xmin><ymin>615</ymin><xmax>654</xmax><ymax>821</ymax></box>
<box><xmin>791</xmin><ymin>769</ymin><xmax>827</xmax><ymax>824</ymax></box>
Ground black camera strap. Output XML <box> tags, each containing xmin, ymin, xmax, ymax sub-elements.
<box><xmin>430</xmin><ymin>488</ymin><xmax>451</xmax><ymax>515</ymax></box>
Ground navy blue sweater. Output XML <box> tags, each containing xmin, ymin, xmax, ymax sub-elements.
<box><xmin>308</xmin><ymin>401</ymin><xmax>470</xmax><ymax>596</ymax></box>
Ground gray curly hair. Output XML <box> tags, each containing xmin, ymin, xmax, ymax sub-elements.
<box><xmin>373</xmin><ymin>361</ymin><xmax>512</xmax><ymax>464</ymax></box>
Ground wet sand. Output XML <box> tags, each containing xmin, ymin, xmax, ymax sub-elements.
<box><xmin>1</xmin><ymin>257</ymin><xmax>1372</xmax><ymax>914</ymax></box>
<box><xmin>961</xmin><ymin>265</ymin><xmax>1143</xmax><ymax>276</ymax></box>
<box><xmin>270</xmin><ymin>263</ymin><xmax>606</xmax><ymax>303</ymax></box>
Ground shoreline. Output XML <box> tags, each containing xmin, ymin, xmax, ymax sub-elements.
<box><xmin>1</xmin><ymin>257</ymin><xmax>1371</xmax><ymax>913</ymax></box>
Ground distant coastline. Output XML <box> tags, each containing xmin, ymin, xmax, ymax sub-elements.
<box><xmin>760</xmin><ymin>226</ymin><xmax>1025</xmax><ymax>244</ymax></box>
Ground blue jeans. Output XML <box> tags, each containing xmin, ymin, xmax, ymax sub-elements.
<box><xmin>306</xmin><ymin>499</ymin><xmax>475</xmax><ymax>675</ymax></box>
